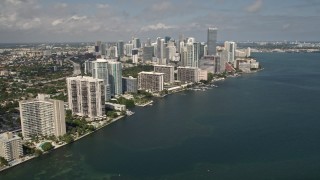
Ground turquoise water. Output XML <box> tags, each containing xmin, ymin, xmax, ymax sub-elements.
<box><xmin>1</xmin><ymin>53</ymin><xmax>320</xmax><ymax>179</ymax></box>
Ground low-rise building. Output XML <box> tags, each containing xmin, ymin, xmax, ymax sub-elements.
<box><xmin>105</xmin><ymin>102</ymin><xmax>126</xmax><ymax>111</ymax></box>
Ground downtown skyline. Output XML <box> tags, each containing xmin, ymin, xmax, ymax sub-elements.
<box><xmin>0</xmin><ymin>0</ymin><xmax>320</xmax><ymax>43</ymax></box>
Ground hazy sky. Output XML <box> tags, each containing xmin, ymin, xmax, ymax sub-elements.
<box><xmin>0</xmin><ymin>0</ymin><xmax>319</xmax><ymax>43</ymax></box>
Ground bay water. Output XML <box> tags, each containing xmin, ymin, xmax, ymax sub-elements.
<box><xmin>1</xmin><ymin>53</ymin><xmax>320</xmax><ymax>180</ymax></box>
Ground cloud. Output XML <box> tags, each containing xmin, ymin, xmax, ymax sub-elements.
<box><xmin>151</xmin><ymin>1</ymin><xmax>171</xmax><ymax>12</ymax></box>
<box><xmin>97</xmin><ymin>3</ymin><xmax>109</xmax><ymax>9</ymax></box>
<box><xmin>141</xmin><ymin>23</ymin><xmax>176</xmax><ymax>31</ymax></box>
<box><xmin>54</xmin><ymin>3</ymin><xmax>67</xmax><ymax>9</ymax></box>
<box><xmin>51</xmin><ymin>19</ymin><xmax>63</xmax><ymax>26</ymax></box>
<box><xmin>245</xmin><ymin>0</ymin><xmax>263</xmax><ymax>13</ymax></box>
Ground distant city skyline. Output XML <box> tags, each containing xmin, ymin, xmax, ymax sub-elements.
<box><xmin>1</xmin><ymin>0</ymin><xmax>320</xmax><ymax>43</ymax></box>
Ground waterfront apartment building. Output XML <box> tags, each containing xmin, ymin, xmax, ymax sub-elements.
<box><xmin>122</xmin><ymin>76</ymin><xmax>138</xmax><ymax>94</ymax></box>
<box><xmin>177</xmin><ymin>66</ymin><xmax>199</xmax><ymax>83</ymax></box>
<box><xmin>138</xmin><ymin>72</ymin><xmax>164</xmax><ymax>92</ymax></box>
<box><xmin>154</xmin><ymin>65</ymin><xmax>174</xmax><ymax>84</ymax></box>
<box><xmin>107</xmin><ymin>61</ymin><xmax>122</xmax><ymax>96</ymax></box>
<box><xmin>19</xmin><ymin>94</ymin><xmax>66</xmax><ymax>138</ymax></box>
<box><xmin>92</xmin><ymin>59</ymin><xmax>111</xmax><ymax>101</ymax></box>
<box><xmin>0</xmin><ymin>132</ymin><xmax>23</xmax><ymax>161</ymax></box>
<box><xmin>67</xmin><ymin>76</ymin><xmax>105</xmax><ymax>120</ymax></box>
<box><xmin>207</xmin><ymin>27</ymin><xmax>218</xmax><ymax>55</ymax></box>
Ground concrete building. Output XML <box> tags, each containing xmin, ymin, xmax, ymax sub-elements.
<box><xmin>19</xmin><ymin>94</ymin><xmax>66</xmax><ymax>138</ymax></box>
<box><xmin>142</xmin><ymin>46</ymin><xmax>154</xmax><ymax>62</ymax></box>
<box><xmin>117</xmin><ymin>41</ymin><xmax>124</xmax><ymax>57</ymax></box>
<box><xmin>105</xmin><ymin>102</ymin><xmax>126</xmax><ymax>111</ymax></box>
<box><xmin>92</xmin><ymin>59</ymin><xmax>111</xmax><ymax>101</ymax></box>
<box><xmin>156</xmin><ymin>37</ymin><xmax>166</xmax><ymax>65</ymax></box>
<box><xmin>207</xmin><ymin>28</ymin><xmax>218</xmax><ymax>55</ymax></box>
<box><xmin>224</xmin><ymin>41</ymin><xmax>236</xmax><ymax>63</ymax></box>
<box><xmin>138</xmin><ymin>72</ymin><xmax>164</xmax><ymax>92</ymax></box>
<box><xmin>124</xmin><ymin>43</ymin><xmax>133</xmax><ymax>57</ymax></box>
<box><xmin>133</xmin><ymin>38</ymin><xmax>141</xmax><ymax>49</ymax></box>
<box><xmin>107</xmin><ymin>61</ymin><xmax>122</xmax><ymax>96</ymax></box>
<box><xmin>132</xmin><ymin>49</ymin><xmax>139</xmax><ymax>64</ymax></box>
<box><xmin>122</xmin><ymin>76</ymin><xmax>138</xmax><ymax>94</ymax></box>
<box><xmin>154</xmin><ymin>65</ymin><xmax>174</xmax><ymax>84</ymax></box>
<box><xmin>67</xmin><ymin>76</ymin><xmax>105</xmax><ymax>120</ymax></box>
<box><xmin>177</xmin><ymin>66</ymin><xmax>199</xmax><ymax>83</ymax></box>
<box><xmin>0</xmin><ymin>132</ymin><xmax>23</xmax><ymax>161</ymax></box>
<box><xmin>198</xmin><ymin>70</ymin><xmax>208</xmax><ymax>81</ymax></box>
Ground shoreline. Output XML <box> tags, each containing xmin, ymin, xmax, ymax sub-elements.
<box><xmin>0</xmin><ymin>115</ymin><xmax>125</xmax><ymax>172</ymax></box>
<box><xmin>0</xmin><ymin>70</ymin><xmax>259</xmax><ymax>173</ymax></box>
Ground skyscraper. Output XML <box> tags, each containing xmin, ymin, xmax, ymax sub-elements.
<box><xmin>207</xmin><ymin>28</ymin><xmax>218</xmax><ymax>55</ymax></box>
<box><xmin>224</xmin><ymin>41</ymin><xmax>236</xmax><ymax>62</ymax></box>
<box><xmin>117</xmin><ymin>41</ymin><xmax>124</xmax><ymax>57</ymax></box>
<box><xmin>107</xmin><ymin>61</ymin><xmax>122</xmax><ymax>96</ymax></box>
<box><xmin>19</xmin><ymin>94</ymin><xmax>66</xmax><ymax>138</ymax></box>
<box><xmin>67</xmin><ymin>76</ymin><xmax>105</xmax><ymax>120</ymax></box>
<box><xmin>156</xmin><ymin>37</ymin><xmax>166</xmax><ymax>65</ymax></box>
<box><xmin>92</xmin><ymin>59</ymin><xmax>111</xmax><ymax>101</ymax></box>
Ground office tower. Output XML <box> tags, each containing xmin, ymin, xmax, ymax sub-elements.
<box><xmin>178</xmin><ymin>34</ymin><xmax>184</xmax><ymax>53</ymax></box>
<box><xmin>165</xmin><ymin>36</ymin><xmax>171</xmax><ymax>43</ymax></box>
<box><xmin>217</xmin><ymin>48</ymin><xmax>228</xmax><ymax>73</ymax></box>
<box><xmin>117</xmin><ymin>41</ymin><xmax>124</xmax><ymax>57</ymax></box>
<box><xmin>142</xmin><ymin>46</ymin><xmax>154</xmax><ymax>62</ymax></box>
<box><xmin>166</xmin><ymin>41</ymin><xmax>176</xmax><ymax>61</ymax></box>
<box><xmin>122</xmin><ymin>76</ymin><xmax>138</xmax><ymax>94</ymax></box>
<box><xmin>133</xmin><ymin>38</ymin><xmax>141</xmax><ymax>49</ymax></box>
<box><xmin>138</xmin><ymin>72</ymin><xmax>164</xmax><ymax>92</ymax></box>
<box><xmin>0</xmin><ymin>132</ymin><xmax>23</xmax><ymax>161</ymax></box>
<box><xmin>67</xmin><ymin>76</ymin><xmax>105</xmax><ymax>119</ymax></box>
<box><xmin>108</xmin><ymin>46</ymin><xmax>118</xmax><ymax>58</ymax></box>
<box><xmin>207</xmin><ymin>28</ymin><xmax>218</xmax><ymax>55</ymax></box>
<box><xmin>95</xmin><ymin>41</ymin><xmax>101</xmax><ymax>52</ymax></box>
<box><xmin>199</xmin><ymin>42</ymin><xmax>205</xmax><ymax>58</ymax></box>
<box><xmin>156</xmin><ymin>37</ymin><xmax>166</xmax><ymax>65</ymax></box>
<box><xmin>154</xmin><ymin>65</ymin><xmax>174</xmax><ymax>84</ymax></box>
<box><xmin>146</xmin><ymin>38</ymin><xmax>152</xmax><ymax>46</ymax></box>
<box><xmin>224</xmin><ymin>41</ymin><xmax>236</xmax><ymax>62</ymax></box>
<box><xmin>124</xmin><ymin>43</ymin><xmax>133</xmax><ymax>57</ymax></box>
<box><xmin>100</xmin><ymin>43</ymin><xmax>106</xmax><ymax>55</ymax></box>
<box><xmin>132</xmin><ymin>49</ymin><xmax>139</xmax><ymax>64</ymax></box>
<box><xmin>84</xmin><ymin>60</ymin><xmax>94</xmax><ymax>75</ymax></box>
<box><xmin>246</xmin><ymin>47</ymin><xmax>251</xmax><ymax>57</ymax></box>
<box><xmin>19</xmin><ymin>94</ymin><xmax>66</xmax><ymax>138</ymax></box>
<box><xmin>181</xmin><ymin>38</ymin><xmax>199</xmax><ymax>67</ymax></box>
<box><xmin>92</xmin><ymin>59</ymin><xmax>111</xmax><ymax>101</ymax></box>
<box><xmin>177</xmin><ymin>66</ymin><xmax>199</xmax><ymax>83</ymax></box>
<box><xmin>107</xmin><ymin>61</ymin><xmax>122</xmax><ymax>96</ymax></box>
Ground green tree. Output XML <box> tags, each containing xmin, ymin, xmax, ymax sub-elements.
<box><xmin>41</xmin><ymin>142</ymin><xmax>54</xmax><ymax>152</ymax></box>
<box><xmin>0</xmin><ymin>156</ymin><xmax>9</xmax><ymax>167</ymax></box>
<box><xmin>34</xmin><ymin>149</ymin><xmax>43</xmax><ymax>156</ymax></box>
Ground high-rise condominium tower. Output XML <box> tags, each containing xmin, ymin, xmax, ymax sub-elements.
<box><xmin>92</xmin><ymin>59</ymin><xmax>111</xmax><ymax>101</ymax></box>
<box><xmin>107</xmin><ymin>61</ymin><xmax>122</xmax><ymax>96</ymax></box>
<box><xmin>67</xmin><ymin>76</ymin><xmax>105</xmax><ymax>120</ymax></box>
<box><xmin>19</xmin><ymin>94</ymin><xmax>66</xmax><ymax>138</ymax></box>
